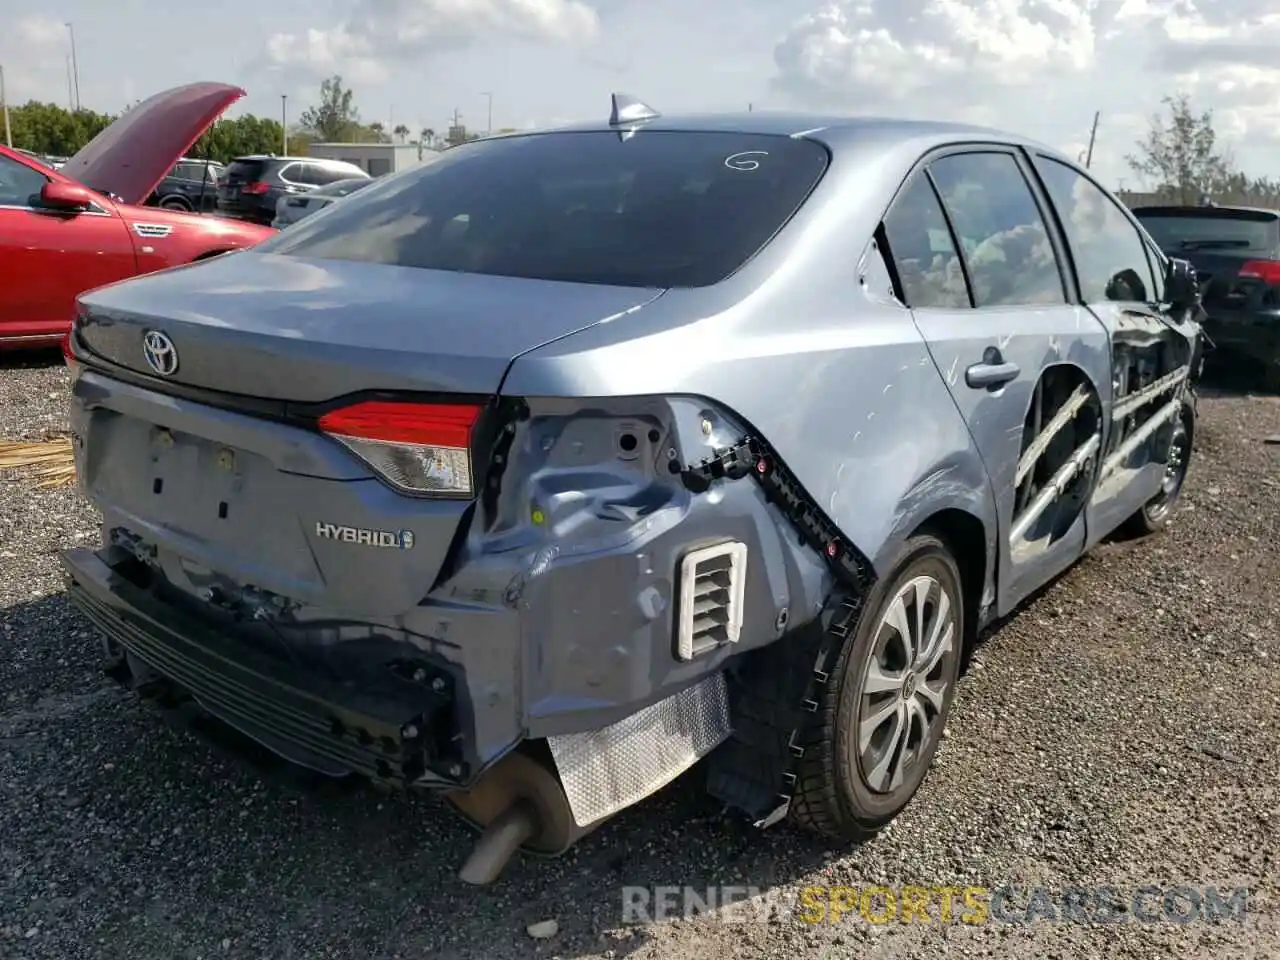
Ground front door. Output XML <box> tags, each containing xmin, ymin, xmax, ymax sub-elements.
<box><xmin>1031</xmin><ymin>155</ymin><xmax>1197</xmax><ymax>547</ymax></box>
<box><xmin>0</xmin><ymin>153</ymin><xmax>136</xmax><ymax>341</ymax></box>
<box><xmin>881</xmin><ymin>147</ymin><xmax>1112</xmax><ymax>615</ymax></box>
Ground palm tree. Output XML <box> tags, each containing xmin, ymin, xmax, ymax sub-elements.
<box><xmin>368</xmin><ymin>121</ymin><xmax>385</xmax><ymax>143</ymax></box>
<box><xmin>421</xmin><ymin>127</ymin><xmax>435</xmax><ymax>149</ymax></box>
<box><xmin>394</xmin><ymin>123</ymin><xmax>410</xmax><ymax>143</ymax></box>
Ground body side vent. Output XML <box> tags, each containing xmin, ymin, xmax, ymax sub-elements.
<box><xmin>676</xmin><ymin>541</ymin><xmax>747</xmax><ymax>661</ymax></box>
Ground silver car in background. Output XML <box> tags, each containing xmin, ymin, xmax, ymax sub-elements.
<box><xmin>60</xmin><ymin>95</ymin><xmax>1204</xmax><ymax>887</ymax></box>
<box><xmin>272</xmin><ymin>177</ymin><xmax>375</xmax><ymax>228</ymax></box>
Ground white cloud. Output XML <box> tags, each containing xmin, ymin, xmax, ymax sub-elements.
<box><xmin>262</xmin><ymin>0</ymin><xmax>601</xmax><ymax>83</ymax></box>
<box><xmin>0</xmin><ymin>16</ymin><xmax>73</xmax><ymax>104</ymax></box>
<box><xmin>771</xmin><ymin>0</ymin><xmax>1280</xmax><ymax>184</ymax></box>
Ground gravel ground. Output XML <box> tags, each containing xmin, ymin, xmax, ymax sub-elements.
<box><xmin>2</xmin><ymin>353</ymin><xmax>1278</xmax><ymax>959</ymax></box>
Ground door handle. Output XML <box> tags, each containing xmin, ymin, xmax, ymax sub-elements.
<box><xmin>965</xmin><ymin>358</ymin><xmax>1020</xmax><ymax>389</ymax></box>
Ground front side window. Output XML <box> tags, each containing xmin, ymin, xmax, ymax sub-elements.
<box><xmin>882</xmin><ymin>174</ymin><xmax>970</xmax><ymax>309</ymax></box>
<box><xmin>1036</xmin><ymin>157</ymin><xmax>1156</xmax><ymax>304</ymax></box>
<box><xmin>928</xmin><ymin>152</ymin><xmax>1066</xmax><ymax>308</ymax></box>
<box><xmin>0</xmin><ymin>154</ymin><xmax>49</xmax><ymax>207</ymax></box>
<box><xmin>258</xmin><ymin>130</ymin><xmax>830</xmax><ymax>288</ymax></box>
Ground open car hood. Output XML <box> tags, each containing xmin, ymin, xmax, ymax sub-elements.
<box><xmin>60</xmin><ymin>82</ymin><xmax>245</xmax><ymax>205</ymax></box>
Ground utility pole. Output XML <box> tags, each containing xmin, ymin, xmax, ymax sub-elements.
<box><xmin>1</xmin><ymin>65</ymin><xmax>11</xmax><ymax>148</ymax></box>
<box><xmin>1084</xmin><ymin>110</ymin><xmax>1100</xmax><ymax>170</ymax></box>
<box><xmin>281</xmin><ymin>95</ymin><xmax>288</xmax><ymax>154</ymax></box>
<box><xmin>65</xmin><ymin>56</ymin><xmax>73</xmax><ymax>110</ymax></box>
<box><xmin>481</xmin><ymin>92</ymin><xmax>492</xmax><ymax>135</ymax></box>
<box><xmin>65</xmin><ymin>22</ymin><xmax>80</xmax><ymax>110</ymax></box>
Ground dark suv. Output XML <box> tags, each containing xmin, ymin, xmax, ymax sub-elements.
<box><xmin>216</xmin><ymin>156</ymin><xmax>370</xmax><ymax>225</ymax></box>
<box><xmin>146</xmin><ymin>158</ymin><xmax>224</xmax><ymax>212</ymax></box>
<box><xmin>1132</xmin><ymin>203</ymin><xmax>1280</xmax><ymax>388</ymax></box>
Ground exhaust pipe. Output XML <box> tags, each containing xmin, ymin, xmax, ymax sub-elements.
<box><xmin>445</xmin><ymin>748</ymin><xmax>605</xmax><ymax>886</ymax></box>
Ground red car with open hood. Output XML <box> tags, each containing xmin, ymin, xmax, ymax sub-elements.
<box><xmin>0</xmin><ymin>81</ymin><xmax>275</xmax><ymax>350</ymax></box>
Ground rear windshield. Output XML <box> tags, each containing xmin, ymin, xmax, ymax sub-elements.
<box><xmin>226</xmin><ymin>159</ymin><xmax>267</xmax><ymax>181</ymax></box>
<box><xmin>256</xmin><ymin>131</ymin><xmax>831</xmax><ymax>288</ymax></box>
<box><xmin>1133</xmin><ymin>208</ymin><xmax>1280</xmax><ymax>255</ymax></box>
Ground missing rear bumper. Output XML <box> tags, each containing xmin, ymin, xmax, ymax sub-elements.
<box><xmin>61</xmin><ymin>545</ymin><xmax>465</xmax><ymax>788</ymax></box>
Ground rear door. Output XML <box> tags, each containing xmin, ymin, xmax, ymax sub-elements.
<box><xmin>0</xmin><ymin>152</ymin><xmax>136</xmax><ymax>340</ymax></box>
<box><xmin>882</xmin><ymin>146</ymin><xmax>1112</xmax><ymax>614</ymax></box>
<box><xmin>1031</xmin><ymin>156</ymin><xmax>1197</xmax><ymax>546</ymax></box>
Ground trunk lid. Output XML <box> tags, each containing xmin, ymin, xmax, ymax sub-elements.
<box><xmin>60</xmin><ymin>82</ymin><xmax>244</xmax><ymax>205</ymax></box>
<box><xmin>75</xmin><ymin>251</ymin><xmax>665</xmax><ymax>400</ymax></box>
<box><xmin>70</xmin><ymin>369</ymin><xmax>474</xmax><ymax>616</ymax></box>
<box><xmin>71</xmin><ymin>256</ymin><xmax>663</xmax><ymax>615</ymax></box>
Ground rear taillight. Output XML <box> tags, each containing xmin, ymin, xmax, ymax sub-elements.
<box><xmin>317</xmin><ymin>400</ymin><xmax>482</xmax><ymax>497</ymax></box>
<box><xmin>241</xmin><ymin>181</ymin><xmax>270</xmax><ymax>195</ymax></box>
<box><xmin>1238</xmin><ymin>260</ymin><xmax>1280</xmax><ymax>284</ymax></box>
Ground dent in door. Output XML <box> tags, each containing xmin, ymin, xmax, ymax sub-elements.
<box><xmin>1009</xmin><ymin>363</ymin><xmax>1103</xmax><ymax>566</ymax></box>
<box><xmin>1086</xmin><ymin>310</ymin><xmax>1193</xmax><ymax>542</ymax></box>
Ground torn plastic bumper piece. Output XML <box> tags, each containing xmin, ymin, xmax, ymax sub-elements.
<box><xmin>60</xmin><ymin>544</ymin><xmax>462</xmax><ymax>787</ymax></box>
<box><xmin>681</xmin><ymin>435</ymin><xmax>877</xmax><ymax>826</ymax></box>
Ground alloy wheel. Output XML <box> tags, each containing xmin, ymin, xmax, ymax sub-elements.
<box><xmin>856</xmin><ymin>575</ymin><xmax>958</xmax><ymax>794</ymax></box>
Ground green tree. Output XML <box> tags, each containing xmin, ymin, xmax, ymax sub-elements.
<box><xmin>191</xmin><ymin>115</ymin><xmax>293</xmax><ymax>164</ymax></box>
<box><xmin>298</xmin><ymin>75</ymin><xmax>361</xmax><ymax>142</ymax></box>
<box><xmin>393</xmin><ymin>123</ymin><xmax>409</xmax><ymax>143</ymax></box>
<box><xmin>1126</xmin><ymin>94</ymin><xmax>1236</xmax><ymax>204</ymax></box>
<box><xmin>9</xmin><ymin>102</ymin><xmax>115</xmax><ymax>156</ymax></box>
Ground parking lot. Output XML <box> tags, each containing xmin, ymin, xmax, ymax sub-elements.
<box><xmin>1</xmin><ymin>352</ymin><xmax>1278</xmax><ymax>959</ymax></box>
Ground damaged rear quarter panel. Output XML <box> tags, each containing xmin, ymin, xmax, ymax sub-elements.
<box><xmin>496</xmin><ymin>147</ymin><xmax>1000</xmax><ymax>696</ymax></box>
<box><xmin>438</xmin><ymin>395</ymin><xmax>835</xmax><ymax>739</ymax></box>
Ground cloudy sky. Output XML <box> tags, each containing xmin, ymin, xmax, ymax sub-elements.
<box><xmin>2</xmin><ymin>0</ymin><xmax>1278</xmax><ymax>187</ymax></box>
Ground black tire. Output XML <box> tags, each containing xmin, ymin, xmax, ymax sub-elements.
<box><xmin>1121</xmin><ymin>398</ymin><xmax>1194</xmax><ymax>537</ymax></box>
<box><xmin>789</xmin><ymin>532</ymin><xmax>964</xmax><ymax>840</ymax></box>
<box><xmin>158</xmin><ymin>196</ymin><xmax>191</xmax><ymax>211</ymax></box>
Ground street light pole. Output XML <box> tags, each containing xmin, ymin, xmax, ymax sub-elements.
<box><xmin>65</xmin><ymin>56</ymin><xmax>73</xmax><ymax>111</ymax></box>
<box><xmin>1</xmin><ymin>65</ymin><xmax>12</xmax><ymax>148</ymax></box>
<box><xmin>65</xmin><ymin>22</ymin><xmax>80</xmax><ymax>111</ymax></box>
<box><xmin>481</xmin><ymin>92</ymin><xmax>492</xmax><ymax>135</ymax></box>
<box><xmin>281</xmin><ymin>95</ymin><xmax>288</xmax><ymax>154</ymax></box>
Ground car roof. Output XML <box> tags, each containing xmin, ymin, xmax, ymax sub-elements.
<box><xmin>494</xmin><ymin>111</ymin><xmax>1059</xmax><ymax>156</ymax></box>
<box><xmin>231</xmin><ymin>155</ymin><xmax>362</xmax><ymax>165</ymax></box>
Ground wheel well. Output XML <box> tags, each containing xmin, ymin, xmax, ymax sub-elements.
<box><xmin>191</xmin><ymin>249</ymin><xmax>230</xmax><ymax>262</ymax></box>
<box><xmin>912</xmin><ymin>508</ymin><xmax>986</xmax><ymax>648</ymax></box>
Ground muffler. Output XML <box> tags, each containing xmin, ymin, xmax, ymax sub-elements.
<box><xmin>445</xmin><ymin>748</ymin><xmax>605</xmax><ymax>886</ymax></box>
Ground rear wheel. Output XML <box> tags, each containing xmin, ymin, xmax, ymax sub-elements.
<box><xmin>159</xmin><ymin>196</ymin><xmax>192</xmax><ymax>211</ymax></box>
<box><xmin>789</xmin><ymin>533</ymin><xmax>963</xmax><ymax>840</ymax></box>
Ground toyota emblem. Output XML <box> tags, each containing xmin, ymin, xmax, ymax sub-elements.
<box><xmin>142</xmin><ymin>330</ymin><xmax>178</xmax><ymax>376</ymax></box>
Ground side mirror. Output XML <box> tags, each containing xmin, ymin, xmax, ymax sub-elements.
<box><xmin>38</xmin><ymin>180</ymin><xmax>95</xmax><ymax>212</ymax></box>
<box><xmin>1166</xmin><ymin>257</ymin><xmax>1200</xmax><ymax>313</ymax></box>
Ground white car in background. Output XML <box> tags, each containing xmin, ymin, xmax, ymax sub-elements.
<box><xmin>272</xmin><ymin>177</ymin><xmax>375</xmax><ymax>228</ymax></box>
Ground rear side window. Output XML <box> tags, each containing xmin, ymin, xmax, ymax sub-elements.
<box><xmin>258</xmin><ymin>131</ymin><xmax>830</xmax><ymax>288</ymax></box>
<box><xmin>226</xmin><ymin>159</ymin><xmax>266</xmax><ymax>182</ymax></box>
<box><xmin>927</xmin><ymin>152</ymin><xmax>1065</xmax><ymax>308</ymax></box>
<box><xmin>1035</xmin><ymin>157</ymin><xmax>1156</xmax><ymax>304</ymax></box>
<box><xmin>882</xmin><ymin>175</ymin><xmax>970</xmax><ymax>309</ymax></box>
<box><xmin>1133</xmin><ymin>209</ymin><xmax>1280</xmax><ymax>256</ymax></box>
